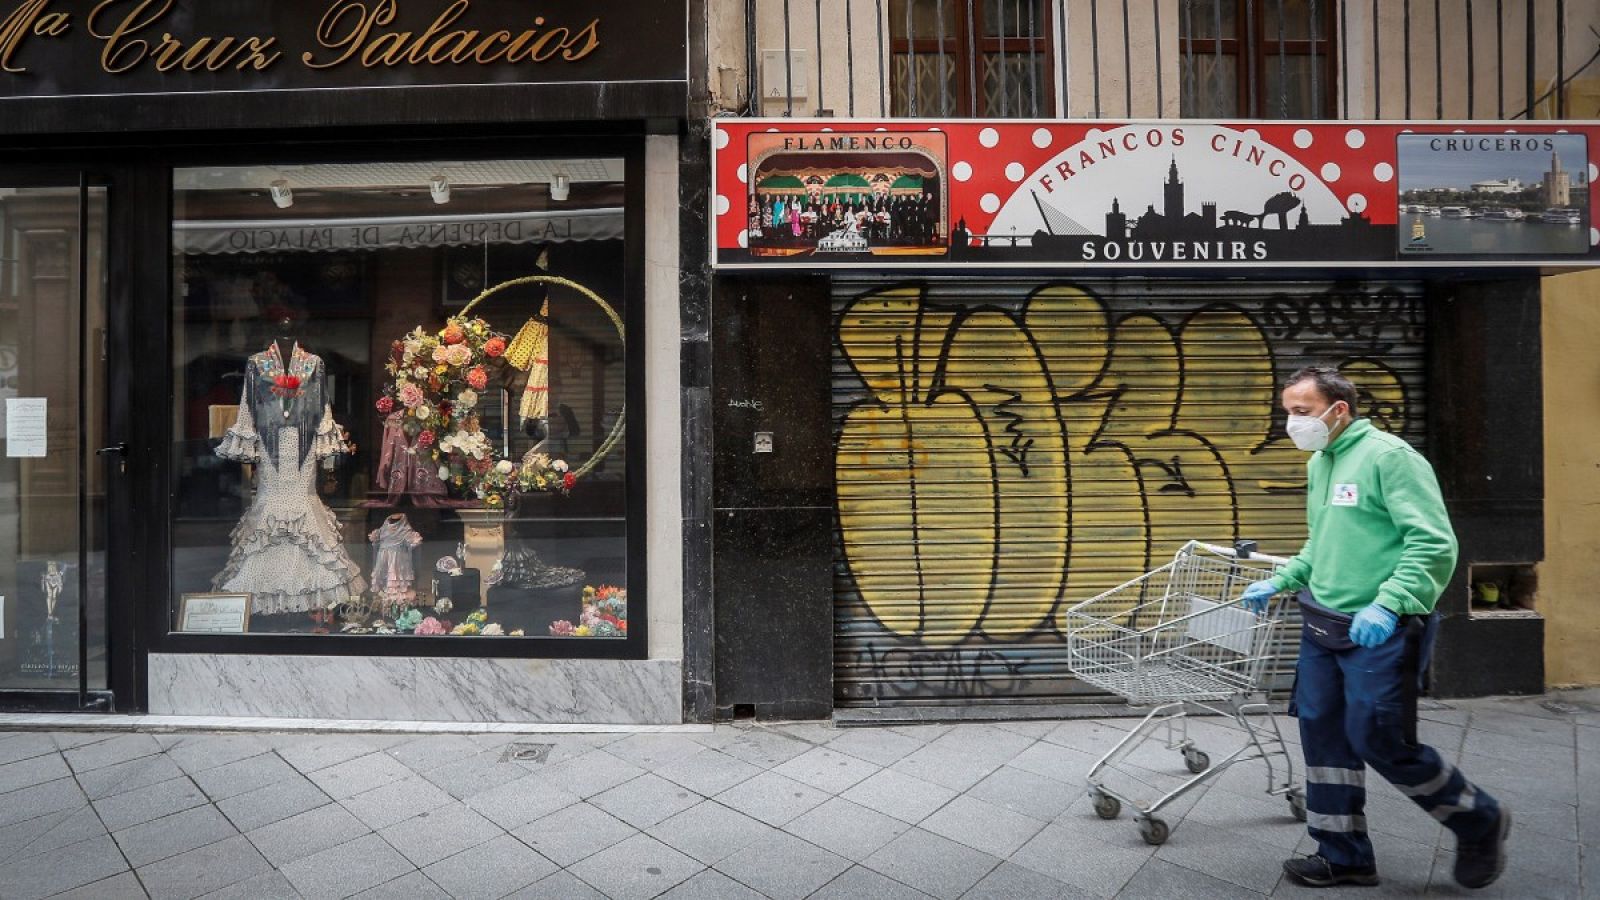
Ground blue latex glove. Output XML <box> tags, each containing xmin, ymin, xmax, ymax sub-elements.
<box><xmin>1240</xmin><ymin>579</ymin><xmax>1278</xmax><ymax>614</ymax></box>
<box><xmin>1349</xmin><ymin>603</ymin><xmax>1399</xmax><ymax>648</ymax></box>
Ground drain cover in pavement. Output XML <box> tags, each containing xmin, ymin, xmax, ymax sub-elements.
<box><xmin>500</xmin><ymin>742</ymin><xmax>554</xmax><ymax>763</ymax></box>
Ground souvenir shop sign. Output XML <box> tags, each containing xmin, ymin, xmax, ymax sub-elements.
<box><xmin>0</xmin><ymin>0</ymin><xmax>686</xmax><ymax>96</ymax></box>
<box><xmin>710</xmin><ymin>119</ymin><xmax>1600</xmax><ymax>269</ymax></box>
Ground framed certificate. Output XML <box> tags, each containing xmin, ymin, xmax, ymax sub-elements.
<box><xmin>177</xmin><ymin>593</ymin><xmax>252</xmax><ymax>633</ymax></box>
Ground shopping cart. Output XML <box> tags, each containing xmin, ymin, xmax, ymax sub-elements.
<box><xmin>1063</xmin><ymin>539</ymin><xmax>1304</xmax><ymax>845</ymax></box>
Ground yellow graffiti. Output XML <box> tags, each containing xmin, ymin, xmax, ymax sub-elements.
<box><xmin>834</xmin><ymin>283</ymin><xmax>1408</xmax><ymax>647</ymax></box>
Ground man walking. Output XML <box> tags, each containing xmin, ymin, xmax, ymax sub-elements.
<box><xmin>1240</xmin><ymin>366</ymin><xmax>1510</xmax><ymax>889</ymax></box>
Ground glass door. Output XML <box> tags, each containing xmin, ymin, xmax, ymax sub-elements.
<box><xmin>0</xmin><ymin>179</ymin><xmax>112</xmax><ymax>709</ymax></box>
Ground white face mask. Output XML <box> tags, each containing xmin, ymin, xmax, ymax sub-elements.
<box><xmin>1286</xmin><ymin>404</ymin><xmax>1341</xmax><ymax>452</ymax></box>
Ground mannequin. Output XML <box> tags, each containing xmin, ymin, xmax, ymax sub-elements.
<box><xmin>215</xmin><ymin>327</ymin><xmax>366</xmax><ymax>616</ymax></box>
<box><xmin>369</xmin><ymin>513</ymin><xmax>424</xmax><ymax>616</ymax></box>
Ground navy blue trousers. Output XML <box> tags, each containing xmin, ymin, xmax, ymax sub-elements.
<box><xmin>1293</xmin><ymin>611</ymin><xmax>1501</xmax><ymax>868</ymax></box>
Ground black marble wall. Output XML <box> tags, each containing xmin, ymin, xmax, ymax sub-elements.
<box><xmin>1427</xmin><ymin>277</ymin><xmax>1545</xmax><ymax>697</ymax></box>
<box><xmin>711</xmin><ymin>277</ymin><xmax>834</xmax><ymax>719</ymax></box>
<box><xmin>678</xmin><ymin>115</ymin><xmax>716</xmax><ymax>723</ymax></box>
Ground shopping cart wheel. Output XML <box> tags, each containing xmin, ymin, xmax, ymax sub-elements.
<box><xmin>1136</xmin><ymin>815</ymin><xmax>1170</xmax><ymax>846</ymax></box>
<box><xmin>1090</xmin><ymin>789</ymin><xmax>1121</xmax><ymax>820</ymax></box>
<box><xmin>1287</xmin><ymin>789</ymin><xmax>1307</xmax><ymax>823</ymax></box>
<box><xmin>1182</xmin><ymin>747</ymin><xmax>1210</xmax><ymax>774</ymax></box>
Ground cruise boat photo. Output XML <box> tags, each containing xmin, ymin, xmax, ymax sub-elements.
<box><xmin>1482</xmin><ymin>208</ymin><xmax>1525</xmax><ymax>221</ymax></box>
<box><xmin>1535</xmin><ymin>207</ymin><xmax>1583</xmax><ymax>225</ymax></box>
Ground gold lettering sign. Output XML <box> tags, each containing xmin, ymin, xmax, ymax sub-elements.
<box><xmin>0</xmin><ymin>0</ymin><xmax>603</xmax><ymax>75</ymax></box>
<box><xmin>302</xmin><ymin>0</ymin><xmax>599</xmax><ymax>70</ymax></box>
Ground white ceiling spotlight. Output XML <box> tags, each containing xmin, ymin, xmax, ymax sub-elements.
<box><xmin>268</xmin><ymin>178</ymin><xmax>293</xmax><ymax>209</ymax></box>
<box><xmin>549</xmin><ymin>173</ymin><xmax>570</xmax><ymax>202</ymax></box>
<box><xmin>428</xmin><ymin>174</ymin><xmax>450</xmax><ymax>205</ymax></box>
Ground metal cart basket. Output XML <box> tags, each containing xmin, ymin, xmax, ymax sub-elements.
<box><xmin>1063</xmin><ymin>540</ymin><xmax>1305</xmax><ymax>845</ymax></box>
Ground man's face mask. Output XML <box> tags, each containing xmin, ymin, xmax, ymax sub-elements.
<box><xmin>1286</xmin><ymin>403</ymin><xmax>1342</xmax><ymax>452</ymax></box>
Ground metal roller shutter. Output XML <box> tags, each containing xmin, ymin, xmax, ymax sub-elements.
<box><xmin>831</xmin><ymin>277</ymin><xmax>1428</xmax><ymax>707</ymax></box>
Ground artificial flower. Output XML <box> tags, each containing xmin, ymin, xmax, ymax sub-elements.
<box><xmin>439</xmin><ymin>429</ymin><xmax>493</xmax><ymax>459</ymax></box>
<box><xmin>549</xmin><ymin>620</ymin><xmax>575</xmax><ymax>636</ymax></box>
<box><xmin>416</xmin><ymin>430</ymin><xmax>436</xmax><ymax>449</ymax></box>
<box><xmin>442</xmin><ymin>323</ymin><xmax>466</xmax><ymax>344</ymax></box>
<box><xmin>445</xmin><ymin>343</ymin><xmax>472</xmax><ymax>367</ymax></box>
<box><xmin>563</xmin><ymin>472</ymin><xmax>577</xmax><ymax>490</ymax></box>
<box><xmin>434</xmin><ymin>596</ymin><xmax>453</xmax><ymax>614</ymax></box>
<box><xmin>466</xmin><ymin>366</ymin><xmax>489</xmax><ymax>390</ymax></box>
<box><xmin>482</xmin><ymin>623</ymin><xmax>504</xmax><ymax>636</ymax></box>
<box><xmin>412</xmin><ymin>365</ymin><xmax>428</xmax><ymax>379</ymax></box>
<box><xmin>550</xmin><ymin>459</ymin><xmax>570</xmax><ymax>473</ymax></box>
<box><xmin>495</xmin><ymin>459</ymin><xmax>514</xmax><ymax>474</ymax></box>
<box><xmin>415</xmin><ymin>616</ymin><xmax>447</xmax><ymax>636</ymax></box>
<box><xmin>415</xmin><ymin>404</ymin><xmax>432</xmax><ymax>420</ymax></box>
<box><xmin>509</xmin><ymin>629</ymin><xmax>524</xmax><ymax>637</ymax></box>
<box><xmin>398</xmin><ymin>383</ymin><xmax>424</xmax><ymax>408</ymax></box>
<box><xmin>573</xmin><ymin>625</ymin><xmax>591</xmax><ymax>637</ymax></box>
<box><xmin>395</xmin><ymin>609</ymin><xmax>423</xmax><ymax>632</ymax></box>
<box><xmin>432</xmin><ymin>345</ymin><xmax>450</xmax><ymax>363</ymax></box>
<box><xmin>457</xmin><ymin>390</ymin><xmax>478</xmax><ymax>410</ymax></box>
<box><xmin>451</xmin><ymin>622</ymin><xmax>480</xmax><ymax>635</ymax></box>
<box><xmin>483</xmin><ymin>336</ymin><xmax>507</xmax><ymax>357</ymax></box>
<box><xmin>375</xmin><ymin>396</ymin><xmax>394</xmax><ymax>414</ymax></box>
<box><xmin>438</xmin><ymin>466</ymin><xmax>451</xmax><ymax>481</ymax></box>
<box><xmin>271</xmin><ymin>374</ymin><xmax>301</xmax><ymax>394</ymax></box>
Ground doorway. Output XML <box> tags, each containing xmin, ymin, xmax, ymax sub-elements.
<box><xmin>0</xmin><ymin>178</ymin><xmax>118</xmax><ymax>711</ymax></box>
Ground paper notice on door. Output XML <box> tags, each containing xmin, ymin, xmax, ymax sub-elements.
<box><xmin>5</xmin><ymin>398</ymin><xmax>46</xmax><ymax>457</ymax></box>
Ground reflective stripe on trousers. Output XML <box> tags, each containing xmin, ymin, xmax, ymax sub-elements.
<box><xmin>1306</xmin><ymin>766</ymin><xmax>1365</xmax><ymax>788</ymax></box>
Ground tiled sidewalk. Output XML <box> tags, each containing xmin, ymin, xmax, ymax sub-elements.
<box><xmin>0</xmin><ymin>691</ymin><xmax>1593</xmax><ymax>899</ymax></box>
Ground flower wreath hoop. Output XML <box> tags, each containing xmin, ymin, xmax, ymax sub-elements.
<box><xmin>375</xmin><ymin>274</ymin><xmax>625</xmax><ymax>508</ymax></box>
<box><xmin>458</xmin><ymin>274</ymin><xmax>626</xmax><ymax>481</ymax></box>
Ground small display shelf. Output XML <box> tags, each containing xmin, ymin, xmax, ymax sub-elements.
<box><xmin>1467</xmin><ymin>562</ymin><xmax>1539</xmax><ymax>619</ymax></box>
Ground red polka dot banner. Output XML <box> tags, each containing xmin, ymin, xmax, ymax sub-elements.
<box><xmin>711</xmin><ymin>119</ymin><xmax>1600</xmax><ymax>269</ymax></box>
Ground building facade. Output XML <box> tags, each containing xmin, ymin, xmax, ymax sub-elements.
<box><xmin>0</xmin><ymin>0</ymin><xmax>709</xmax><ymax>725</ymax></box>
<box><xmin>701</xmin><ymin>0</ymin><xmax>1600</xmax><ymax>719</ymax></box>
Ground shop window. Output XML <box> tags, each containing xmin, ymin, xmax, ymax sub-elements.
<box><xmin>171</xmin><ymin>159</ymin><xmax>632</xmax><ymax>644</ymax></box>
<box><xmin>1180</xmin><ymin>0</ymin><xmax>1336</xmax><ymax>118</ymax></box>
<box><xmin>889</xmin><ymin>0</ymin><xmax>1052</xmax><ymax>117</ymax></box>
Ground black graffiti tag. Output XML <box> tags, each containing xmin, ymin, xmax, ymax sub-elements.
<box><xmin>855</xmin><ymin>644</ymin><xmax>1029</xmax><ymax>699</ymax></box>
<box><xmin>984</xmin><ymin>383</ymin><xmax>1035</xmax><ymax>477</ymax></box>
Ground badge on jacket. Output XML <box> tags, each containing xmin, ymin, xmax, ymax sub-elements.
<box><xmin>1331</xmin><ymin>483</ymin><xmax>1359</xmax><ymax>506</ymax></box>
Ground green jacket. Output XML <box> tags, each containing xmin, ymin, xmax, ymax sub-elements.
<box><xmin>1268</xmin><ymin>418</ymin><xmax>1458</xmax><ymax>616</ymax></box>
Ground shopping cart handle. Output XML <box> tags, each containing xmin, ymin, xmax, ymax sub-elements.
<box><xmin>1188</xmin><ymin>539</ymin><xmax>1291</xmax><ymax>567</ymax></box>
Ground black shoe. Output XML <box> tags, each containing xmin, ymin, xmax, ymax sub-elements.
<box><xmin>1454</xmin><ymin>806</ymin><xmax>1511</xmax><ymax>889</ymax></box>
<box><xmin>1282</xmin><ymin>855</ymin><xmax>1381</xmax><ymax>888</ymax></box>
